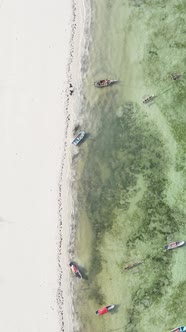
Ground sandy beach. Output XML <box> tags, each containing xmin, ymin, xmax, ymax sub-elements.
<box><xmin>0</xmin><ymin>0</ymin><xmax>85</xmax><ymax>331</ymax></box>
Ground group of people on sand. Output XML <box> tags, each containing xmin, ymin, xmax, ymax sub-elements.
<box><xmin>69</xmin><ymin>83</ymin><xmax>74</xmax><ymax>95</ymax></box>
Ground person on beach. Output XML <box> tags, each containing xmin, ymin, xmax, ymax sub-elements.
<box><xmin>69</xmin><ymin>83</ymin><xmax>74</xmax><ymax>95</ymax></box>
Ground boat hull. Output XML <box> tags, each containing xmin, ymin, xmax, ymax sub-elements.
<box><xmin>123</xmin><ymin>261</ymin><xmax>143</xmax><ymax>271</ymax></box>
<box><xmin>94</xmin><ymin>79</ymin><xmax>118</xmax><ymax>88</ymax></box>
<box><xmin>164</xmin><ymin>241</ymin><xmax>185</xmax><ymax>250</ymax></box>
<box><xmin>72</xmin><ymin>130</ymin><xmax>86</xmax><ymax>146</ymax></box>
<box><xmin>69</xmin><ymin>262</ymin><xmax>82</xmax><ymax>279</ymax></box>
<box><xmin>170</xmin><ymin>327</ymin><xmax>186</xmax><ymax>332</ymax></box>
<box><xmin>143</xmin><ymin>95</ymin><xmax>155</xmax><ymax>104</ymax></box>
<box><xmin>96</xmin><ymin>304</ymin><xmax>115</xmax><ymax>315</ymax></box>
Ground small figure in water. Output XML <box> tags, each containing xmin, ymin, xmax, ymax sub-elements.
<box><xmin>170</xmin><ymin>73</ymin><xmax>181</xmax><ymax>81</ymax></box>
<box><xmin>123</xmin><ymin>261</ymin><xmax>143</xmax><ymax>271</ymax></box>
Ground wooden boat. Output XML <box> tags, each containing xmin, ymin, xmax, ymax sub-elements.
<box><xmin>72</xmin><ymin>130</ymin><xmax>85</xmax><ymax>146</ymax></box>
<box><xmin>143</xmin><ymin>95</ymin><xmax>156</xmax><ymax>104</ymax></box>
<box><xmin>94</xmin><ymin>79</ymin><xmax>118</xmax><ymax>88</ymax></box>
<box><xmin>69</xmin><ymin>262</ymin><xmax>82</xmax><ymax>279</ymax></box>
<box><xmin>123</xmin><ymin>261</ymin><xmax>143</xmax><ymax>271</ymax></box>
<box><xmin>164</xmin><ymin>241</ymin><xmax>185</xmax><ymax>250</ymax></box>
<box><xmin>96</xmin><ymin>304</ymin><xmax>115</xmax><ymax>315</ymax></box>
<box><xmin>170</xmin><ymin>327</ymin><xmax>186</xmax><ymax>332</ymax></box>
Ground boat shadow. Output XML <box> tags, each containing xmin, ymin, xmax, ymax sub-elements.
<box><xmin>80</xmin><ymin>266</ymin><xmax>89</xmax><ymax>280</ymax></box>
<box><xmin>110</xmin><ymin>81</ymin><xmax>120</xmax><ymax>87</ymax></box>
<box><xmin>84</xmin><ymin>132</ymin><xmax>91</xmax><ymax>141</ymax></box>
<box><xmin>106</xmin><ymin>80</ymin><xmax>121</xmax><ymax>88</ymax></box>
<box><xmin>109</xmin><ymin>304</ymin><xmax>120</xmax><ymax>315</ymax></box>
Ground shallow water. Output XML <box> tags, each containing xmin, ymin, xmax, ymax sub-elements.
<box><xmin>72</xmin><ymin>0</ymin><xmax>186</xmax><ymax>331</ymax></box>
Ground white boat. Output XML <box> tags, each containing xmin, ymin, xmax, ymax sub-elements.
<box><xmin>170</xmin><ymin>327</ymin><xmax>186</xmax><ymax>332</ymax></box>
<box><xmin>94</xmin><ymin>79</ymin><xmax>118</xmax><ymax>88</ymax></box>
<box><xmin>164</xmin><ymin>241</ymin><xmax>185</xmax><ymax>250</ymax></box>
<box><xmin>72</xmin><ymin>130</ymin><xmax>85</xmax><ymax>146</ymax></box>
<box><xmin>143</xmin><ymin>95</ymin><xmax>156</xmax><ymax>104</ymax></box>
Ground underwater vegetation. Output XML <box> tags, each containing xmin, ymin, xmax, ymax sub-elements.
<box><xmin>74</xmin><ymin>0</ymin><xmax>186</xmax><ymax>331</ymax></box>
<box><xmin>80</xmin><ymin>100</ymin><xmax>178</xmax><ymax>298</ymax></box>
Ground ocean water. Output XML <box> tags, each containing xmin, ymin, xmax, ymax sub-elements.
<box><xmin>72</xmin><ymin>0</ymin><xmax>186</xmax><ymax>331</ymax></box>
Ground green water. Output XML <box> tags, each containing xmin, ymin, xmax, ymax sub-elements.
<box><xmin>72</xmin><ymin>0</ymin><xmax>186</xmax><ymax>331</ymax></box>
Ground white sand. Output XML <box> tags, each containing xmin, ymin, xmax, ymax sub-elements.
<box><xmin>0</xmin><ymin>0</ymin><xmax>79</xmax><ymax>331</ymax></box>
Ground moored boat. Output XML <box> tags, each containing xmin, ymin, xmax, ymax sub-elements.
<box><xmin>170</xmin><ymin>326</ymin><xmax>186</xmax><ymax>332</ymax></box>
<box><xmin>94</xmin><ymin>79</ymin><xmax>118</xmax><ymax>88</ymax></box>
<box><xmin>72</xmin><ymin>130</ymin><xmax>85</xmax><ymax>146</ymax></box>
<box><xmin>143</xmin><ymin>95</ymin><xmax>156</xmax><ymax>104</ymax></box>
<box><xmin>164</xmin><ymin>241</ymin><xmax>185</xmax><ymax>250</ymax></box>
<box><xmin>96</xmin><ymin>304</ymin><xmax>115</xmax><ymax>315</ymax></box>
<box><xmin>123</xmin><ymin>261</ymin><xmax>143</xmax><ymax>271</ymax></box>
<box><xmin>69</xmin><ymin>262</ymin><xmax>82</xmax><ymax>279</ymax></box>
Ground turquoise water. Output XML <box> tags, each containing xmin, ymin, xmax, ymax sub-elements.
<box><xmin>72</xmin><ymin>0</ymin><xmax>186</xmax><ymax>331</ymax></box>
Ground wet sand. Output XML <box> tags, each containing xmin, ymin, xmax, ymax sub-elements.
<box><xmin>57</xmin><ymin>0</ymin><xmax>90</xmax><ymax>330</ymax></box>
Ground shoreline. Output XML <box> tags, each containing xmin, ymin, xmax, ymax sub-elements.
<box><xmin>57</xmin><ymin>0</ymin><xmax>91</xmax><ymax>331</ymax></box>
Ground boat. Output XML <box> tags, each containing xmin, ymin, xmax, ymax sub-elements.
<box><xmin>143</xmin><ymin>95</ymin><xmax>156</xmax><ymax>104</ymax></box>
<box><xmin>72</xmin><ymin>130</ymin><xmax>85</xmax><ymax>146</ymax></box>
<box><xmin>69</xmin><ymin>262</ymin><xmax>82</xmax><ymax>279</ymax></box>
<box><xmin>123</xmin><ymin>261</ymin><xmax>143</xmax><ymax>271</ymax></box>
<box><xmin>96</xmin><ymin>304</ymin><xmax>115</xmax><ymax>315</ymax></box>
<box><xmin>170</xmin><ymin>327</ymin><xmax>186</xmax><ymax>332</ymax></box>
<box><xmin>164</xmin><ymin>241</ymin><xmax>185</xmax><ymax>250</ymax></box>
<box><xmin>94</xmin><ymin>79</ymin><xmax>118</xmax><ymax>88</ymax></box>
